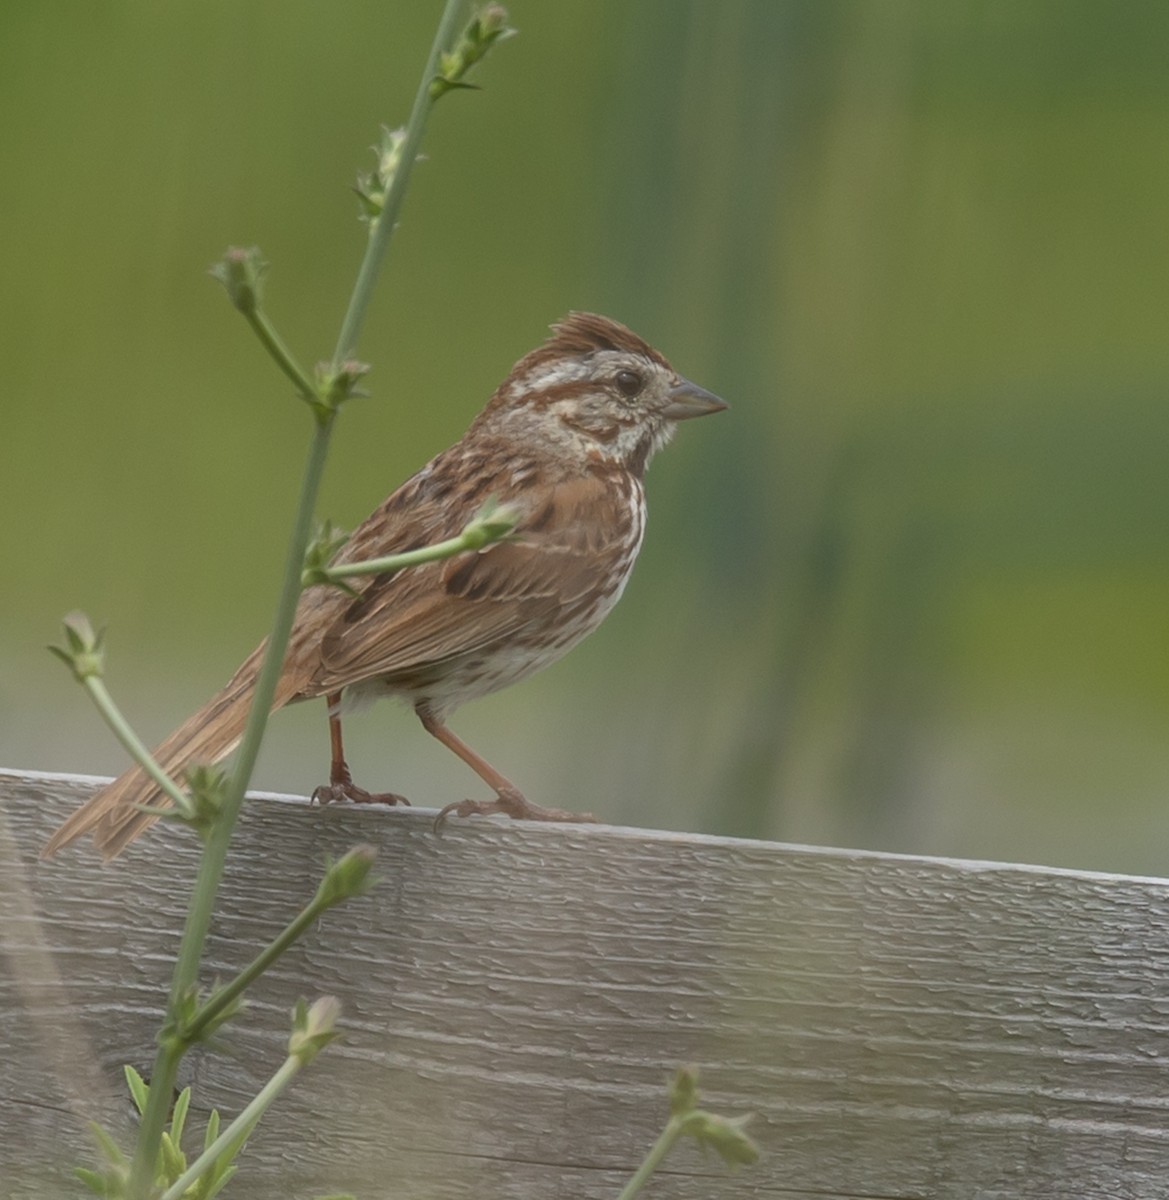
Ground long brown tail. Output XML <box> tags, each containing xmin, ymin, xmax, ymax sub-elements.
<box><xmin>42</xmin><ymin>646</ymin><xmax>293</xmax><ymax>859</ymax></box>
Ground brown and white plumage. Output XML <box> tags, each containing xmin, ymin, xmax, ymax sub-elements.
<box><xmin>44</xmin><ymin>312</ymin><xmax>725</xmax><ymax>857</ymax></box>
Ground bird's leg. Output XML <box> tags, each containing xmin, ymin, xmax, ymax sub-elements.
<box><xmin>418</xmin><ymin>707</ymin><xmax>597</xmax><ymax>827</ymax></box>
<box><xmin>311</xmin><ymin>693</ymin><xmax>410</xmax><ymax>807</ymax></box>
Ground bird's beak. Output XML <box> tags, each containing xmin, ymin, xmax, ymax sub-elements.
<box><xmin>662</xmin><ymin>377</ymin><xmax>728</xmax><ymax>421</ymax></box>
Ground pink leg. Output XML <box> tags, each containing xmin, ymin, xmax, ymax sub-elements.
<box><xmin>417</xmin><ymin>707</ymin><xmax>597</xmax><ymax>827</ymax></box>
<box><xmin>311</xmin><ymin>693</ymin><xmax>410</xmax><ymax>808</ymax></box>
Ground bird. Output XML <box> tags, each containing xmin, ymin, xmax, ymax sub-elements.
<box><xmin>43</xmin><ymin>312</ymin><xmax>726</xmax><ymax>858</ymax></box>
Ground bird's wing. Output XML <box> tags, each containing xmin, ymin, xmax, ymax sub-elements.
<box><xmin>306</xmin><ymin>468</ymin><xmax>634</xmax><ymax>694</ymax></box>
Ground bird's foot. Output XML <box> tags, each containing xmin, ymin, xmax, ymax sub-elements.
<box><xmin>312</xmin><ymin>781</ymin><xmax>411</xmax><ymax>807</ymax></box>
<box><xmin>435</xmin><ymin>787</ymin><xmax>597</xmax><ymax>830</ymax></box>
<box><xmin>312</xmin><ymin>757</ymin><xmax>410</xmax><ymax>808</ymax></box>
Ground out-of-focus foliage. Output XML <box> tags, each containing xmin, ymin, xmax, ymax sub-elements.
<box><xmin>4</xmin><ymin>1</ymin><xmax>1168</xmax><ymax>873</ymax></box>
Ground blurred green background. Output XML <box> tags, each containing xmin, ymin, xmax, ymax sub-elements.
<box><xmin>3</xmin><ymin>1</ymin><xmax>1167</xmax><ymax>874</ymax></box>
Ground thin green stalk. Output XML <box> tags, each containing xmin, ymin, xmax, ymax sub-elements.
<box><xmin>126</xmin><ymin>416</ymin><xmax>334</xmax><ymax>1200</ymax></box>
<box><xmin>157</xmin><ymin>1056</ymin><xmax>301</xmax><ymax>1200</ymax></box>
<box><xmin>323</xmin><ymin>521</ymin><xmax>515</xmax><ymax>582</ymax></box>
<box><xmin>243</xmin><ymin>307</ymin><xmax>318</xmax><ymax>401</ymax></box>
<box><xmin>150</xmin><ymin>239</ymin><xmax>338</xmax><ymax>1068</ymax></box>
<box><xmin>127</xmin><ymin>9</ymin><xmax>471</xmax><ymax>1192</ymax></box>
<box><xmin>327</xmin><ymin>533</ymin><xmax>485</xmax><ymax>578</ymax></box>
<box><xmin>615</xmin><ymin>1115</ymin><xmax>688</xmax><ymax>1200</ymax></box>
<box><xmin>331</xmin><ymin>0</ymin><xmax>466</xmax><ymax>365</ymax></box>
<box><xmin>185</xmin><ymin>845</ymin><xmax>373</xmax><ymax>1042</ymax></box>
<box><xmin>80</xmin><ymin>676</ymin><xmax>192</xmax><ymax>816</ymax></box>
<box><xmin>186</xmin><ymin>912</ymin><xmax>303</xmax><ymax>1042</ymax></box>
<box><xmin>221</xmin><ymin>418</ymin><xmax>333</xmax><ymax>828</ymax></box>
<box><xmin>160</xmin><ymin>996</ymin><xmax>339</xmax><ymax>1200</ymax></box>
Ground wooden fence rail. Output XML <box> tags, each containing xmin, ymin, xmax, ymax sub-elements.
<box><xmin>3</xmin><ymin>768</ymin><xmax>1169</xmax><ymax>1198</ymax></box>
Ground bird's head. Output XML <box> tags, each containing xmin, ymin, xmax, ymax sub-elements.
<box><xmin>478</xmin><ymin>312</ymin><xmax>726</xmax><ymax>475</ymax></box>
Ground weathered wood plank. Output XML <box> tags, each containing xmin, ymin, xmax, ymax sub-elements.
<box><xmin>3</xmin><ymin>768</ymin><xmax>1169</xmax><ymax>1199</ymax></box>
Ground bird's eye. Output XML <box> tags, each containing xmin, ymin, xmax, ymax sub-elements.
<box><xmin>614</xmin><ymin>369</ymin><xmax>644</xmax><ymax>399</ymax></box>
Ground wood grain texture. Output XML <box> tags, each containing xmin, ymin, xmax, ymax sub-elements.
<box><xmin>3</xmin><ymin>768</ymin><xmax>1169</xmax><ymax>1199</ymax></box>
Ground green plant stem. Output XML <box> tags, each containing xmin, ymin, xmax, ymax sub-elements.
<box><xmin>126</xmin><ymin>416</ymin><xmax>334</xmax><ymax>1200</ymax></box>
<box><xmin>331</xmin><ymin>0</ymin><xmax>465</xmax><ymax>365</ymax></box>
<box><xmin>323</xmin><ymin>527</ymin><xmax>502</xmax><ymax>581</ymax></box>
<box><xmin>615</xmin><ymin>1114</ymin><xmax>694</xmax><ymax>1200</ymax></box>
<box><xmin>243</xmin><ymin>307</ymin><xmax>318</xmax><ymax>401</ymax></box>
<box><xmin>185</xmin><ymin>879</ymin><xmax>337</xmax><ymax>1043</ymax></box>
<box><xmin>127</xmin><ymin>10</ymin><xmax>471</xmax><ymax>1193</ymax></box>
<box><xmin>157</xmin><ymin>1054</ymin><xmax>302</xmax><ymax>1200</ymax></box>
<box><xmin>80</xmin><ymin>676</ymin><xmax>192</xmax><ymax>816</ymax></box>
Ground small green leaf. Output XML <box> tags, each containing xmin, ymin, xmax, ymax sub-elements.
<box><xmin>170</xmin><ymin>1085</ymin><xmax>191</xmax><ymax>1144</ymax></box>
<box><xmin>124</xmin><ymin>1065</ymin><xmax>149</xmax><ymax>1117</ymax></box>
<box><xmin>429</xmin><ymin>4</ymin><xmax>515</xmax><ymax>100</ymax></box>
<box><xmin>687</xmin><ymin>1111</ymin><xmax>759</xmax><ymax>1169</ymax></box>
<box><xmin>161</xmin><ymin>985</ymin><xmax>201</xmax><ymax>1053</ymax></box>
<box><xmin>88</xmin><ymin>1119</ymin><xmax>129</xmax><ymax>1168</ymax></box>
<box><xmin>303</xmin><ymin>520</ymin><xmax>357</xmax><ymax>591</ymax></box>
<box><xmin>352</xmin><ymin>174</ymin><xmax>384</xmax><ymax>221</ymax></box>
<box><xmin>312</xmin><ymin>359</ymin><xmax>371</xmax><ymax>418</ymax></box>
<box><xmin>161</xmin><ymin>763</ymin><xmax>231</xmax><ymax>841</ymax></box>
<box><xmin>73</xmin><ymin>1165</ymin><xmax>112</xmax><ymax>1196</ymax></box>
<box><xmin>203</xmin><ymin>1163</ymin><xmax>239</xmax><ymax>1200</ymax></box>
<box><xmin>159</xmin><ymin>1130</ymin><xmax>187</xmax><ymax>1182</ymax></box>
<box><xmin>352</xmin><ymin>126</ymin><xmax>407</xmax><ymax>224</ymax></box>
<box><xmin>203</xmin><ymin>1107</ymin><xmax>221</xmax><ymax>1153</ymax></box>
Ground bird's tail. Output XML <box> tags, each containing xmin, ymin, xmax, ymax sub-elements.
<box><xmin>42</xmin><ymin>645</ymin><xmax>294</xmax><ymax>859</ymax></box>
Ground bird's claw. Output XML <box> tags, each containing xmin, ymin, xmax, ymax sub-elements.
<box><xmin>311</xmin><ymin>781</ymin><xmax>410</xmax><ymax>808</ymax></box>
<box><xmin>434</xmin><ymin>791</ymin><xmax>597</xmax><ymax>831</ymax></box>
